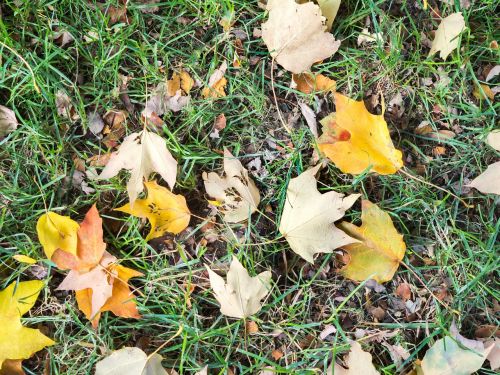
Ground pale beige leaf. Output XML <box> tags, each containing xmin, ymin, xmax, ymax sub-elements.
<box><xmin>326</xmin><ymin>342</ymin><xmax>379</xmax><ymax>375</ymax></box>
<box><xmin>194</xmin><ymin>366</ymin><xmax>208</xmax><ymax>375</ymax></box>
<box><xmin>486</xmin><ymin>130</ymin><xmax>500</xmax><ymax>151</ymax></box>
<box><xmin>317</xmin><ymin>0</ymin><xmax>341</xmax><ymax>31</ymax></box>
<box><xmin>95</xmin><ymin>347</ymin><xmax>167</xmax><ymax>375</ymax></box>
<box><xmin>203</xmin><ymin>148</ymin><xmax>260</xmax><ymax>223</ymax></box>
<box><xmin>467</xmin><ymin>161</ymin><xmax>500</xmax><ymax>196</ymax></box>
<box><xmin>261</xmin><ymin>0</ymin><xmax>340</xmax><ymax>73</ymax></box>
<box><xmin>0</xmin><ymin>105</ymin><xmax>18</xmax><ymax>137</ymax></box>
<box><xmin>357</xmin><ymin>28</ymin><xmax>384</xmax><ymax>46</ymax></box>
<box><xmin>55</xmin><ymin>90</ymin><xmax>79</xmax><ymax>121</ymax></box>
<box><xmin>429</xmin><ymin>12</ymin><xmax>465</xmax><ymax>60</ymax></box>
<box><xmin>97</xmin><ymin>130</ymin><xmax>177</xmax><ymax>205</ymax></box>
<box><xmin>206</xmin><ymin>256</ymin><xmax>272</xmax><ymax>319</ymax></box>
<box><xmin>278</xmin><ymin>165</ymin><xmax>360</xmax><ymax>263</ymax></box>
<box><xmin>485</xmin><ymin>339</ymin><xmax>500</xmax><ymax>371</ymax></box>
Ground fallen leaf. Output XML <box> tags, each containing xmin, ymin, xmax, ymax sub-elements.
<box><xmin>246</xmin><ymin>321</ymin><xmax>259</xmax><ymax>334</ymax></box>
<box><xmin>318</xmin><ymin>92</ymin><xmax>404</xmax><ymax>175</ymax></box>
<box><xmin>473</xmin><ymin>84</ymin><xmax>495</xmax><ymax>100</ymax></box>
<box><xmin>195</xmin><ymin>366</ymin><xmax>208</xmax><ymax>375</ymax></box>
<box><xmin>466</xmin><ymin>161</ymin><xmax>500</xmax><ymax>195</ymax></box>
<box><xmin>12</xmin><ymin>255</ymin><xmax>37</xmax><ymax>265</ymax></box>
<box><xmin>262</xmin><ymin>0</ymin><xmax>340</xmax><ymax>74</ymax></box>
<box><xmin>116</xmin><ymin>180</ymin><xmax>190</xmax><ymax>240</ymax></box>
<box><xmin>203</xmin><ymin>148</ymin><xmax>260</xmax><ymax>223</ymax></box>
<box><xmin>97</xmin><ymin>130</ymin><xmax>177</xmax><ymax>205</ymax></box>
<box><xmin>55</xmin><ymin>90</ymin><xmax>79</xmax><ymax>121</ymax></box>
<box><xmin>357</xmin><ymin>28</ymin><xmax>384</xmax><ymax>46</ymax></box>
<box><xmin>486</xmin><ymin>130</ymin><xmax>500</xmax><ymax>150</ymax></box>
<box><xmin>202</xmin><ymin>62</ymin><xmax>228</xmax><ymax>98</ymax></box>
<box><xmin>36</xmin><ymin>211</ymin><xmax>80</xmax><ymax>259</ymax></box>
<box><xmin>271</xmin><ymin>349</ymin><xmax>284</xmax><ymax>360</ymax></box>
<box><xmin>219</xmin><ymin>9</ymin><xmax>235</xmax><ymax>31</ymax></box>
<box><xmin>327</xmin><ymin>341</ymin><xmax>379</xmax><ymax>374</ymax></box>
<box><xmin>317</xmin><ymin>0</ymin><xmax>341</xmax><ymax>31</ymax></box>
<box><xmin>210</xmin><ymin>113</ymin><xmax>227</xmax><ymax>139</ymax></box>
<box><xmin>0</xmin><ymin>105</ymin><xmax>18</xmax><ymax>137</ymax></box>
<box><xmin>485</xmin><ymin>339</ymin><xmax>500</xmax><ymax>371</ymax></box>
<box><xmin>395</xmin><ymin>283</ymin><xmax>412</xmax><ymax>301</ymax></box>
<box><xmin>53</xmin><ymin>30</ymin><xmax>74</xmax><ymax>47</ymax></box>
<box><xmin>0</xmin><ymin>281</ymin><xmax>55</xmax><ymax>368</ymax></box>
<box><xmin>206</xmin><ymin>256</ymin><xmax>272</xmax><ymax>319</ymax></box>
<box><xmin>278</xmin><ymin>164</ymin><xmax>360</xmax><ymax>263</ymax></box>
<box><xmin>428</xmin><ymin>12</ymin><xmax>465</xmax><ymax>60</ymax></box>
<box><xmin>338</xmin><ymin>200</ymin><xmax>406</xmax><ymax>283</ymax></box>
<box><xmin>486</xmin><ymin>65</ymin><xmax>500</xmax><ymax>82</ymax></box>
<box><xmin>95</xmin><ymin>347</ymin><xmax>166</xmax><ymax>375</ymax></box>
<box><xmin>293</xmin><ymin>73</ymin><xmax>336</xmax><ymax>94</ymax></box>
<box><xmin>87</xmin><ymin>111</ymin><xmax>105</xmax><ymax>136</ymax></box>
<box><xmin>0</xmin><ymin>359</ymin><xmax>24</xmax><ymax>375</ymax></box>
<box><xmin>298</xmin><ymin>102</ymin><xmax>318</xmax><ymax>138</ymax></box>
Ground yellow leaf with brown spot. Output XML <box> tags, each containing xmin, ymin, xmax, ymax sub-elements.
<box><xmin>318</xmin><ymin>93</ymin><xmax>403</xmax><ymax>175</ymax></box>
<box><xmin>338</xmin><ymin>200</ymin><xmax>406</xmax><ymax>283</ymax></box>
<box><xmin>36</xmin><ymin>211</ymin><xmax>79</xmax><ymax>259</ymax></box>
<box><xmin>116</xmin><ymin>180</ymin><xmax>190</xmax><ymax>240</ymax></box>
<box><xmin>293</xmin><ymin>73</ymin><xmax>336</xmax><ymax>94</ymax></box>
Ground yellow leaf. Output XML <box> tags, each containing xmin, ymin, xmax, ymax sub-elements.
<box><xmin>36</xmin><ymin>212</ymin><xmax>79</xmax><ymax>259</ymax></box>
<box><xmin>292</xmin><ymin>73</ymin><xmax>336</xmax><ymax>94</ymax></box>
<box><xmin>318</xmin><ymin>92</ymin><xmax>403</xmax><ymax>175</ymax></box>
<box><xmin>317</xmin><ymin>0</ymin><xmax>341</xmax><ymax>31</ymax></box>
<box><xmin>0</xmin><ymin>281</ymin><xmax>55</xmax><ymax>367</ymax></box>
<box><xmin>202</xmin><ymin>62</ymin><xmax>228</xmax><ymax>99</ymax></box>
<box><xmin>338</xmin><ymin>200</ymin><xmax>406</xmax><ymax>283</ymax></box>
<box><xmin>12</xmin><ymin>255</ymin><xmax>37</xmax><ymax>265</ymax></box>
<box><xmin>179</xmin><ymin>70</ymin><xmax>194</xmax><ymax>94</ymax></box>
<box><xmin>473</xmin><ymin>84</ymin><xmax>495</xmax><ymax>100</ymax></box>
<box><xmin>117</xmin><ymin>180</ymin><xmax>191</xmax><ymax>240</ymax></box>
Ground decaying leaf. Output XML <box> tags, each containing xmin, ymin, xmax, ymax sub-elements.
<box><xmin>116</xmin><ymin>180</ymin><xmax>190</xmax><ymax>241</ymax></box>
<box><xmin>262</xmin><ymin>0</ymin><xmax>340</xmax><ymax>74</ymax></box>
<box><xmin>292</xmin><ymin>73</ymin><xmax>336</xmax><ymax>94</ymax></box>
<box><xmin>202</xmin><ymin>62</ymin><xmax>228</xmax><ymax>98</ymax></box>
<box><xmin>206</xmin><ymin>256</ymin><xmax>272</xmax><ymax>319</ymax></box>
<box><xmin>97</xmin><ymin>130</ymin><xmax>177</xmax><ymax>205</ymax></box>
<box><xmin>278</xmin><ymin>165</ymin><xmax>360</xmax><ymax>263</ymax></box>
<box><xmin>357</xmin><ymin>28</ymin><xmax>384</xmax><ymax>46</ymax></box>
<box><xmin>0</xmin><ymin>281</ymin><xmax>55</xmax><ymax>368</ymax></box>
<box><xmin>428</xmin><ymin>12</ymin><xmax>465</xmax><ymax>60</ymax></box>
<box><xmin>338</xmin><ymin>200</ymin><xmax>406</xmax><ymax>283</ymax></box>
<box><xmin>37</xmin><ymin>211</ymin><xmax>80</xmax><ymax>259</ymax></box>
<box><xmin>326</xmin><ymin>341</ymin><xmax>379</xmax><ymax>375</ymax></box>
<box><xmin>203</xmin><ymin>148</ymin><xmax>260</xmax><ymax>223</ymax></box>
<box><xmin>95</xmin><ymin>347</ymin><xmax>167</xmax><ymax>375</ymax></box>
<box><xmin>317</xmin><ymin>0</ymin><xmax>341</xmax><ymax>31</ymax></box>
<box><xmin>318</xmin><ymin>92</ymin><xmax>403</xmax><ymax>175</ymax></box>
<box><xmin>467</xmin><ymin>131</ymin><xmax>500</xmax><ymax>196</ymax></box>
<box><xmin>0</xmin><ymin>105</ymin><xmax>18</xmax><ymax>137</ymax></box>
<box><xmin>55</xmin><ymin>90</ymin><xmax>79</xmax><ymax>121</ymax></box>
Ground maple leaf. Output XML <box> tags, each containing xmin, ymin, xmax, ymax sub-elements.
<box><xmin>467</xmin><ymin>131</ymin><xmax>500</xmax><ymax>195</ymax></box>
<box><xmin>36</xmin><ymin>211</ymin><xmax>80</xmax><ymax>259</ymax></box>
<box><xmin>338</xmin><ymin>200</ymin><xmax>406</xmax><ymax>283</ymax></box>
<box><xmin>293</xmin><ymin>72</ymin><xmax>336</xmax><ymax>94</ymax></box>
<box><xmin>203</xmin><ymin>148</ymin><xmax>260</xmax><ymax>223</ymax></box>
<box><xmin>318</xmin><ymin>92</ymin><xmax>403</xmax><ymax>175</ymax></box>
<box><xmin>206</xmin><ymin>256</ymin><xmax>272</xmax><ymax>319</ymax></box>
<box><xmin>428</xmin><ymin>12</ymin><xmax>465</xmax><ymax>60</ymax></box>
<box><xmin>0</xmin><ymin>105</ymin><xmax>18</xmax><ymax>137</ymax></box>
<box><xmin>278</xmin><ymin>164</ymin><xmax>360</xmax><ymax>263</ymax></box>
<box><xmin>317</xmin><ymin>0</ymin><xmax>341</xmax><ymax>31</ymax></box>
<box><xmin>327</xmin><ymin>342</ymin><xmax>379</xmax><ymax>375</ymax></box>
<box><xmin>116</xmin><ymin>180</ymin><xmax>191</xmax><ymax>241</ymax></box>
<box><xmin>201</xmin><ymin>62</ymin><xmax>228</xmax><ymax>98</ymax></box>
<box><xmin>95</xmin><ymin>347</ymin><xmax>167</xmax><ymax>375</ymax></box>
<box><xmin>0</xmin><ymin>281</ymin><xmax>55</xmax><ymax>368</ymax></box>
<box><xmin>262</xmin><ymin>0</ymin><xmax>340</xmax><ymax>74</ymax></box>
<box><xmin>97</xmin><ymin>130</ymin><xmax>178</xmax><ymax>205</ymax></box>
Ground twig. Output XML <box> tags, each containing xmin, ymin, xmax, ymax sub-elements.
<box><xmin>269</xmin><ymin>58</ymin><xmax>291</xmax><ymax>134</ymax></box>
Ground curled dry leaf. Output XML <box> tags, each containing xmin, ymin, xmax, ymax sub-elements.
<box><xmin>278</xmin><ymin>164</ymin><xmax>360</xmax><ymax>263</ymax></box>
<box><xmin>203</xmin><ymin>148</ymin><xmax>260</xmax><ymax>223</ymax></box>
<box><xmin>55</xmin><ymin>90</ymin><xmax>79</xmax><ymax>121</ymax></box>
<box><xmin>95</xmin><ymin>347</ymin><xmax>167</xmax><ymax>375</ymax></box>
<box><xmin>338</xmin><ymin>200</ymin><xmax>406</xmax><ymax>283</ymax></box>
<box><xmin>206</xmin><ymin>256</ymin><xmax>272</xmax><ymax>319</ymax></box>
<box><xmin>292</xmin><ymin>73</ymin><xmax>336</xmax><ymax>94</ymax></box>
<box><xmin>262</xmin><ymin>0</ymin><xmax>340</xmax><ymax>74</ymax></box>
<box><xmin>97</xmin><ymin>130</ymin><xmax>177</xmax><ymax>205</ymax></box>
<box><xmin>326</xmin><ymin>341</ymin><xmax>380</xmax><ymax>375</ymax></box>
<box><xmin>428</xmin><ymin>12</ymin><xmax>465</xmax><ymax>60</ymax></box>
<box><xmin>116</xmin><ymin>180</ymin><xmax>190</xmax><ymax>241</ymax></box>
<box><xmin>202</xmin><ymin>62</ymin><xmax>228</xmax><ymax>98</ymax></box>
<box><xmin>0</xmin><ymin>105</ymin><xmax>18</xmax><ymax>137</ymax></box>
<box><xmin>0</xmin><ymin>281</ymin><xmax>55</xmax><ymax>368</ymax></box>
<box><xmin>318</xmin><ymin>92</ymin><xmax>403</xmax><ymax>175</ymax></box>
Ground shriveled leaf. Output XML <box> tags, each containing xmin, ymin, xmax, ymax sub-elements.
<box><xmin>278</xmin><ymin>165</ymin><xmax>360</xmax><ymax>263</ymax></box>
<box><xmin>318</xmin><ymin>92</ymin><xmax>403</xmax><ymax>175</ymax></box>
<box><xmin>357</xmin><ymin>28</ymin><xmax>384</xmax><ymax>46</ymax></box>
<box><xmin>36</xmin><ymin>211</ymin><xmax>80</xmax><ymax>259</ymax></box>
<box><xmin>55</xmin><ymin>90</ymin><xmax>79</xmax><ymax>121</ymax></box>
<box><xmin>338</xmin><ymin>200</ymin><xmax>406</xmax><ymax>283</ymax></box>
<box><xmin>116</xmin><ymin>180</ymin><xmax>190</xmax><ymax>240</ymax></box>
<box><xmin>0</xmin><ymin>281</ymin><xmax>55</xmax><ymax>368</ymax></box>
<box><xmin>486</xmin><ymin>130</ymin><xmax>500</xmax><ymax>151</ymax></box>
<box><xmin>428</xmin><ymin>12</ymin><xmax>465</xmax><ymax>60</ymax></box>
<box><xmin>466</xmin><ymin>161</ymin><xmax>500</xmax><ymax>196</ymax></box>
<box><xmin>0</xmin><ymin>105</ymin><xmax>18</xmax><ymax>137</ymax></box>
<box><xmin>95</xmin><ymin>347</ymin><xmax>167</xmax><ymax>375</ymax></box>
<box><xmin>202</xmin><ymin>62</ymin><xmax>228</xmax><ymax>98</ymax></box>
<box><xmin>293</xmin><ymin>73</ymin><xmax>336</xmax><ymax>94</ymax></box>
<box><xmin>203</xmin><ymin>148</ymin><xmax>260</xmax><ymax>223</ymax></box>
<box><xmin>317</xmin><ymin>0</ymin><xmax>341</xmax><ymax>31</ymax></box>
<box><xmin>262</xmin><ymin>0</ymin><xmax>340</xmax><ymax>74</ymax></box>
<box><xmin>326</xmin><ymin>342</ymin><xmax>379</xmax><ymax>375</ymax></box>
<box><xmin>97</xmin><ymin>130</ymin><xmax>177</xmax><ymax>205</ymax></box>
<box><xmin>206</xmin><ymin>256</ymin><xmax>272</xmax><ymax>319</ymax></box>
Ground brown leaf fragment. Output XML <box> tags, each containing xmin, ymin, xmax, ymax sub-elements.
<box><xmin>0</xmin><ymin>105</ymin><xmax>18</xmax><ymax>137</ymax></box>
<box><xmin>55</xmin><ymin>91</ymin><xmax>79</xmax><ymax>121</ymax></box>
<box><xmin>395</xmin><ymin>283</ymin><xmax>412</xmax><ymax>301</ymax></box>
<box><xmin>246</xmin><ymin>321</ymin><xmax>259</xmax><ymax>334</ymax></box>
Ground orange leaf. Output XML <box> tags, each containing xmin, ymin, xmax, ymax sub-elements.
<box><xmin>293</xmin><ymin>73</ymin><xmax>336</xmax><ymax>94</ymax></box>
<box><xmin>318</xmin><ymin>93</ymin><xmax>403</xmax><ymax>175</ymax></box>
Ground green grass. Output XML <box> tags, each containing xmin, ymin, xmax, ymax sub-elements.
<box><xmin>0</xmin><ymin>0</ymin><xmax>499</xmax><ymax>374</ymax></box>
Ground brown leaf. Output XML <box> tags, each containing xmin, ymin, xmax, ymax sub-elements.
<box><xmin>395</xmin><ymin>283</ymin><xmax>412</xmax><ymax>301</ymax></box>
